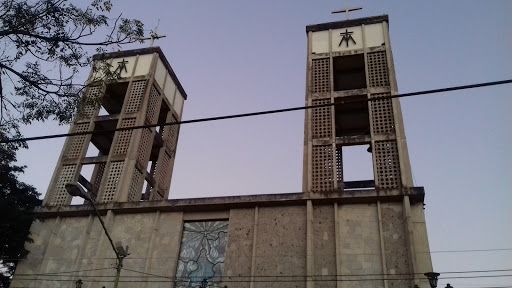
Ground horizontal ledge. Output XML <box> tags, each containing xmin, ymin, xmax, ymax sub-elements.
<box><xmin>35</xmin><ymin>187</ymin><xmax>425</xmax><ymax>218</ymax></box>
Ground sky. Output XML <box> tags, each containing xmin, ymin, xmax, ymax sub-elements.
<box><xmin>12</xmin><ymin>1</ymin><xmax>512</xmax><ymax>287</ymax></box>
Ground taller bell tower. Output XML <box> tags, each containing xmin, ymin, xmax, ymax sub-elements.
<box><xmin>303</xmin><ymin>15</ymin><xmax>434</xmax><ymax>286</ymax></box>
<box><xmin>303</xmin><ymin>15</ymin><xmax>412</xmax><ymax>194</ymax></box>
<box><xmin>42</xmin><ymin>47</ymin><xmax>187</xmax><ymax>206</ymax></box>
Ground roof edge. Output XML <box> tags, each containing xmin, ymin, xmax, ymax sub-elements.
<box><xmin>306</xmin><ymin>15</ymin><xmax>389</xmax><ymax>33</ymax></box>
<box><xmin>92</xmin><ymin>46</ymin><xmax>188</xmax><ymax>100</ymax></box>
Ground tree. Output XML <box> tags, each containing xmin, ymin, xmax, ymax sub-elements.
<box><xmin>0</xmin><ymin>0</ymin><xmax>145</xmax><ymax>127</ymax></box>
<box><xmin>0</xmin><ymin>1</ymin><xmax>145</xmax><ymax>286</ymax></box>
<box><xmin>0</xmin><ymin>127</ymin><xmax>41</xmax><ymax>288</ymax></box>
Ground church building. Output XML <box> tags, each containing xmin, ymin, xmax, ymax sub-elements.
<box><xmin>12</xmin><ymin>14</ymin><xmax>434</xmax><ymax>288</ymax></box>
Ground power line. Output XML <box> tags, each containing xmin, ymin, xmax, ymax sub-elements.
<box><xmin>1</xmin><ymin>79</ymin><xmax>511</xmax><ymax>144</ymax></box>
<box><xmin>3</xmin><ymin>247</ymin><xmax>510</xmax><ymax>261</ymax></box>
<box><xmin>12</xmin><ymin>267</ymin><xmax>512</xmax><ymax>280</ymax></box>
<box><xmin>9</xmin><ymin>274</ymin><xmax>512</xmax><ymax>283</ymax></box>
<box><xmin>431</xmin><ymin>248</ymin><xmax>512</xmax><ymax>253</ymax></box>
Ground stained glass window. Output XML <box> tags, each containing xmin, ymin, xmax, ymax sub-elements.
<box><xmin>175</xmin><ymin>221</ymin><xmax>229</xmax><ymax>288</ymax></box>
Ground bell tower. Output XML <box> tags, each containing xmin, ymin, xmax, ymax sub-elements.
<box><xmin>42</xmin><ymin>47</ymin><xmax>187</xmax><ymax>206</ymax></box>
<box><xmin>303</xmin><ymin>15</ymin><xmax>434</xmax><ymax>286</ymax></box>
<box><xmin>303</xmin><ymin>15</ymin><xmax>413</xmax><ymax>193</ymax></box>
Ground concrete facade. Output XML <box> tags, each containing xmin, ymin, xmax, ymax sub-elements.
<box><xmin>12</xmin><ymin>191</ymin><xmax>430</xmax><ymax>288</ymax></box>
<box><xmin>12</xmin><ymin>15</ymin><xmax>434</xmax><ymax>288</ymax></box>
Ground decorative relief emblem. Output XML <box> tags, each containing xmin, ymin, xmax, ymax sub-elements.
<box><xmin>338</xmin><ymin>29</ymin><xmax>356</xmax><ymax>47</ymax></box>
<box><xmin>114</xmin><ymin>59</ymin><xmax>128</xmax><ymax>76</ymax></box>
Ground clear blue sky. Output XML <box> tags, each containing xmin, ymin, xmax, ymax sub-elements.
<box><xmin>15</xmin><ymin>1</ymin><xmax>512</xmax><ymax>287</ymax></box>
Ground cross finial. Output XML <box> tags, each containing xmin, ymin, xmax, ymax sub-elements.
<box><xmin>332</xmin><ymin>0</ymin><xmax>362</xmax><ymax>20</ymax></box>
<box><xmin>140</xmin><ymin>19</ymin><xmax>167</xmax><ymax>47</ymax></box>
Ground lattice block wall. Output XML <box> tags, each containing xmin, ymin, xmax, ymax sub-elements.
<box><xmin>146</xmin><ymin>86</ymin><xmax>161</xmax><ymax>124</ymax></box>
<box><xmin>124</xmin><ymin>80</ymin><xmax>147</xmax><ymax>113</ymax></box>
<box><xmin>312</xmin><ymin>145</ymin><xmax>334</xmax><ymax>192</ymax></box>
<box><xmin>49</xmin><ymin>164</ymin><xmax>77</xmax><ymax>206</ymax></box>
<box><xmin>151</xmin><ymin>191</ymin><xmax>164</xmax><ymax>201</ymax></box>
<box><xmin>374</xmin><ymin>141</ymin><xmax>401</xmax><ymax>189</ymax></box>
<box><xmin>100</xmin><ymin>161</ymin><xmax>125</xmax><ymax>203</ymax></box>
<box><xmin>91</xmin><ymin>162</ymin><xmax>106</xmax><ymax>201</ymax></box>
<box><xmin>311</xmin><ymin>58</ymin><xmax>331</xmax><ymax>93</ymax></box>
<box><xmin>156</xmin><ymin>152</ymin><xmax>172</xmax><ymax>191</ymax></box>
<box><xmin>137</xmin><ymin>128</ymin><xmax>154</xmax><ymax>166</ymax></box>
<box><xmin>127</xmin><ymin>168</ymin><xmax>144</xmax><ymax>202</ymax></box>
<box><xmin>65</xmin><ymin>123</ymin><xmax>90</xmax><ymax>159</ymax></box>
<box><xmin>113</xmin><ymin>118</ymin><xmax>136</xmax><ymax>155</ymax></box>
<box><xmin>312</xmin><ymin>99</ymin><xmax>332</xmax><ymax>139</ymax></box>
<box><xmin>79</xmin><ymin>86</ymin><xmax>101</xmax><ymax>119</ymax></box>
<box><xmin>370</xmin><ymin>93</ymin><xmax>395</xmax><ymax>135</ymax></box>
<box><xmin>367</xmin><ymin>51</ymin><xmax>390</xmax><ymax>87</ymax></box>
<box><xmin>336</xmin><ymin>147</ymin><xmax>343</xmax><ymax>184</ymax></box>
<box><xmin>163</xmin><ymin>116</ymin><xmax>179</xmax><ymax>152</ymax></box>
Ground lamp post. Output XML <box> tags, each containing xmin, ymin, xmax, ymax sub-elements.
<box><xmin>424</xmin><ymin>272</ymin><xmax>440</xmax><ymax>288</ymax></box>
<box><xmin>65</xmin><ymin>183</ymin><xmax>128</xmax><ymax>288</ymax></box>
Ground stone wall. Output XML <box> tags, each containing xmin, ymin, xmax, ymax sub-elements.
<box><xmin>12</xmin><ymin>198</ymin><xmax>430</xmax><ymax>288</ymax></box>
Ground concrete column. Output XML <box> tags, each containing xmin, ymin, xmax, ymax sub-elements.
<box><xmin>377</xmin><ymin>202</ymin><xmax>389</xmax><ymax>288</ymax></box>
<box><xmin>249</xmin><ymin>206</ymin><xmax>259</xmax><ymax>288</ymax></box>
<box><xmin>306</xmin><ymin>200</ymin><xmax>314</xmax><ymax>288</ymax></box>
<box><xmin>403</xmin><ymin>196</ymin><xmax>419</xmax><ymax>286</ymax></box>
<box><xmin>334</xmin><ymin>203</ymin><xmax>342</xmax><ymax>288</ymax></box>
<box><xmin>142</xmin><ymin>211</ymin><xmax>161</xmax><ymax>288</ymax></box>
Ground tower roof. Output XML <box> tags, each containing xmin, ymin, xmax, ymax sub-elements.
<box><xmin>92</xmin><ymin>46</ymin><xmax>188</xmax><ymax>99</ymax></box>
<box><xmin>306</xmin><ymin>15</ymin><xmax>388</xmax><ymax>33</ymax></box>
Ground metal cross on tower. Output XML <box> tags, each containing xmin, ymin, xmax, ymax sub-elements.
<box><xmin>140</xmin><ymin>19</ymin><xmax>167</xmax><ymax>47</ymax></box>
<box><xmin>331</xmin><ymin>0</ymin><xmax>362</xmax><ymax>20</ymax></box>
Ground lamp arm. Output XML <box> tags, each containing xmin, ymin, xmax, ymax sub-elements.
<box><xmin>87</xmin><ymin>199</ymin><xmax>121</xmax><ymax>262</ymax></box>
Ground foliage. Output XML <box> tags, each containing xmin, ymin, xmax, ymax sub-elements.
<box><xmin>0</xmin><ymin>126</ymin><xmax>41</xmax><ymax>287</ymax></box>
<box><xmin>0</xmin><ymin>0</ymin><xmax>145</xmax><ymax>127</ymax></box>
<box><xmin>0</xmin><ymin>1</ymin><xmax>145</xmax><ymax>286</ymax></box>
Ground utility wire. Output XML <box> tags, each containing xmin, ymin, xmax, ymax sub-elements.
<box><xmin>3</xmin><ymin>247</ymin><xmax>511</xmax><ymax>261</ymax></box>
<box><xmin>10</xmin><ymin>266</ymin><xmax>512</xmax><ymax>278</ymax></box>
<box><xmin>12</xmin><ymin>267</ymin><xmax>512</xmax><ymax>280</ymax></box>
<box><xmin>9</xmin><ymin>275</ymin><xmax>512</xmax><ymax>283</ymax></box>
<box><xmin>1</xmin><ymin>79</ymin><xmax>510</xmax><ymax>144</ymax></box>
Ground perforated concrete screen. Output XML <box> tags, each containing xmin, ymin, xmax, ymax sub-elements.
<box><xmin>91</xmin><ymin>162</ymin><xmax>106</xmax><ymax>198</ymax></box>
<box><xmin>146</xmin><ymin>86</ymin><xmax>161</xmax><ymax>124</ymax></box>
<box><xmin>137</xmin><ymin>128</ymin><xmax>153</xmax><ymax>166</ymax></box>
<box><xmin>124</xmin><ymin>80</ymin><xmax>146</xmax><ymax>113</ymax></box>
<box><xmin>336</xmin><ymin>147</ymin><xmax>343</xmax><ymax>184</ymax></box>
<box><xmin>66</xmin><ymin>123</ymin><xmax>90</xmax><ymax>159</ymax></box>
<box><xmin>128</xmin><ymin>168</ymin><xmax>144</xmax><ymax>202</ymax></box>
<box><xmin>312</xmin><ymin>145</ymin><xmax>334</xmax><ymax>191</ymax></box>
<box><xmin>164</xmin><ymin>116</ymin><xmax>179</xmax><ymax>152</ymax></box>
<box><xmin>157</xmin><ymin>152</ymin><xmax>172</xmax><ymax>191</ymax></box>
<box><xmin>367</xmin><ymin>51</ymin><xmax>390</xmax><ymax>88</ymax></box>
<box><xmin>312</xmin><ymin>99</ymin><xmax>332</xmax><ymax>139</ymax></box>
<box><xmin>374</xmin><ymin>141</ymin><xmax>401</xmax><ymax>188</ymax></box>
<box><xmin>311</xmin><ymin>58</ymin><xmax>330</xmax><ymax>93</ymax></box>
<box><xmin>370</xmin><ymin>93</ymin><xmax>395</xmax><ymax>135</ymax></box>
<box><xmin>80</xmin><ymin>85</ymin><xmax>101</xmax><ymax>118</ymax></box>
<box><xmin>49</xmin><ymin>164</ymin><xmax>77</xmax><ymax>206</ymax></box>
<box><xmin>113</xmin><ymin>118</ymin><xmax>136</xmax><ymax>155</ymax></box>
<box><xmin>101</xmin><ymin>161</ymin><xmax>125</xmax><ymax>203</ymax></box>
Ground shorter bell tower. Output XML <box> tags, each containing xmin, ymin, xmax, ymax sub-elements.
<box><xmin>42</xmin><ymin>47</ymin><xmax>187</xmax><ymax>206</ymax></box>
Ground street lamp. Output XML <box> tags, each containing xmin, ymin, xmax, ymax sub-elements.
<box><xmin>65</xmin><ymin>183</ymin><xmax>129</xmax><ymax>288</ymax></box>
<box><xmin>424</xmin><ymin>272</ymin><xmax>440</xmax><ymax>288</ymax></box>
